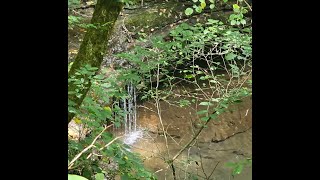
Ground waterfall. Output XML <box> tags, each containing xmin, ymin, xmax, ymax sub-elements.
<box><xmin>122</xmin><ymin>82</ymin><xmax>136</xmax><ymax>134</ymax></box>
<box><xmin>110</xmin><ymin>82</ymin><xmax>137</xmax><ymax>135</ymax></box>
<box><xmin>121</xmin><ymin>82</ymin><xmax>142</xmax><ymax>145</ymax></box>
<box><xmin>104</xmin><ymin>60</ymin><xmax>141</xmax><ymax>145</ymax></box>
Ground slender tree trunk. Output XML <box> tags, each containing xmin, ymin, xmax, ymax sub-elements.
<box><xmin>68</xmin><ymin>0</ymin><xmax>123</xmax><ymax>124</ymax></box>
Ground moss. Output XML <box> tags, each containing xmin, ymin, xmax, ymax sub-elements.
<box><xmin>68</xmin><ymin>0</ymin><xmax>123</xmax><ymax>123</ymax></box>
<box><xmin>123</xmin><ymin>2</ymin><xmax>184</xmax><ymax>32</ymax></box>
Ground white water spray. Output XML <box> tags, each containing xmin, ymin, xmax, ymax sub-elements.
<box><xmin>120</xmin><ymin>82</ymin><xmax>142</xmax><ymax>145</ymax></box>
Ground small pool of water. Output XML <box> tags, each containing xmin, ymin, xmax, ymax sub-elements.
<box><xmin>126</xmin><ymin>97</ymin><xmax>252</xmax><ymax>180</ymax></box>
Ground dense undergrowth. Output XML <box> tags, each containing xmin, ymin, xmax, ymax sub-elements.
<box><xmin>68</xmin><ymin>0</ymin><xmax>252</xmax><ymax>179</ymax></box>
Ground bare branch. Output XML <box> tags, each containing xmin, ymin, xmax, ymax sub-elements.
<box><xmin>68</xmin><ymin>124</ymin><xmax>113</xmax><ymax>169</ymax></box>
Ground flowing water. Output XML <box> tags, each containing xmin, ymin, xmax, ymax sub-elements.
<box><xmin>112</xmin><ymin>82</ymin><xmax>144</xmax><ymax>147</ymax></box>
<box><xmin>115</xmin><ymin>84</ymin><xmax>252</xmax><ymax>180</ymax></box>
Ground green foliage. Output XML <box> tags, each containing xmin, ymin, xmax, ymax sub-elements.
<box><xmin>179</xmin><ymin>99</ymin><xmax>191</xmax><ymax>107</ymax></box>
<box><xmin>184</xmin><ymin>0</ymin><xmax>251</xmax><ymax>27</ymax></box>
<box><xmin>117</xmin><ymin>17</ymin><xmax>252</xmax><ymax>127</ymax></box>
<box><xmin>185</xmin><ymin>8</ymin><xmax>194</xmax><ymax>15</ymax></box>
<box><xmin>226</xmin><ymin>158</ymin><xmax>252</xmax><ymax>176</ymax></box>
<box><xmin>68</xmin><ymin>15</ymin><xmax>98</xmax><ymax>30</ymax></box>
<box><xmin>121</xmin><ymin>0</ymin><xmax>138</xmax><ymax>7</ymax></box>
<box><xmin>184</xmin><ymin>0</ymin><xmax>212</xmax><ymax>15</ymax></box>
<box><xmin>68</xmin><ymin>0</ymin><xmax>98</xmax><ymax>30</ymax></box>
<box><xmin>68</xmin><ymin>174</ymin><xmax>89</xmax><ymax>180</ymax></box>
<box><xmin>68</xmin><ymin>15</ymin><xmax>82</xmax><ymax>26</ymax></box>
<box><xmin>229</xmin><ymin>3</ymin><xmax>248</xmax><ymax>26</ymax></box>
<box><xmin>68</xmin><ymin>0</ymin><xmax>251</xmax><ymax>178</ymax></box>
<box><xmin>68</xmin><ymin>64</ymin><xmax>155</xmax><ymax>179</ymax></box>
<box><xmin>68</xmin><ymin>0</ymin><xmax>81</xmax><ymax>9</ymax></box>
<box><xmin>94</xmin><ymin>173</ymin><xmax>104</xmax><ymax>180</ymax></box>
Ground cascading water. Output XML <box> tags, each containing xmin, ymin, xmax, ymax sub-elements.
<box><xmin>116</xmin><ymin>82</ymin><xmax>143</xmax><ymax>146</ymax></box>
<box><xmin>123</xmin><ymin>82</ymin><xmax>136</xmax><ymax>134</ymax></box>
<box><xmin>103</xmin><ymin>56</ymin><xmax>142</xmax><ymax>146</ymax></box>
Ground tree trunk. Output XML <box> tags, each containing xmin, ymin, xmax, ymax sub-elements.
<box><xmin>68</xmin><ymin>0</ymin><xmax>123</xmax><ymax>124</ymax></box>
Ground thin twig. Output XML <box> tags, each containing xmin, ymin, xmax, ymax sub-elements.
<box><xmin>197</xmin><ymin>141</ymin><xmax>208</xmax><ymax>179</ymax></box>
<box><xmin>68</xmin><ymin>124</ymin><xmax>113</xmax><ymax>169</ymax></box>
<box><xmin>243</xmin><ymin>0</ymin><xmax>252</xmax><ymax>11</ymax></box>
<box><xmin>172</xmin><ymin>115</ymin><xmax>212</xmax><ymax>161</ymax></box>
<box><xmin>207</xmin><ymin>161</ymin><xmax>220</xmax><ymax>179</ymax></box>
<box><xmin>136</xmin><ymin>105</ymin><xmax>157</xmax><ymax>113</ymax></box>
<box><xmin>86</xmin><ymin>135</ymin><xmax>123</xmax><ymax>159</ymax></box>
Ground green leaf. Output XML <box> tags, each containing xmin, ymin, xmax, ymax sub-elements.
<box><xmin>200</xmin><ymin>116</ymin><xmax>210</xmax><ymax>121</ymax></box>
<box><xmin>229</xmin><ymin>14</ymin><xmax>236</xmax><ymax>20</ymax></box>
<box><xmin>200</xmin><ymin>75</ymin><xmax>209</xmax><ymax>80</ymax></box>
<box><xmin>199</xmin><ymin>0</ymin><xmax>205</xmax><ymax>2</ymax></box>
<box><xmin>199</xmin><ymin>102</ymin><xmax>213</xmax><ymax>106</ymax></box>
<box><xmin>68</xmin><ymin>174</ymin><xmax>89</xmax><ymax>180</ymax></box>
<box><xmin>240</xmin><ymin>19</ymin><xmax>246</xmax><ymax>25</ymax></box>
<box><xmin>195</xmin><ymin>6</ymin><xmax>202</xmax><ymax>13</ymax></box>
<box><xmin>225</xmin><ymin>53</ymin><xmax>237</xmax><ymax>60</ymax></box>
<box><xmin>229</xmin><ymin>64</ymin><xmax>239</xmax><ymax>70</ymax></box>
<box><xmin>231</xmin><ymin>20</ymin><xmax>236</xmax><ymax>25</ymax></box>
<box><xmin>233</xmin><ymin>4</ymin><xmax>240</xmax><ymax>10</ymax></box>
<box><xmin>210</xmin><ymin>113</ymin><xmax>218</xmax><ymax>119</ymax></box>
<box><xmin>223</xmin><ymin>0</ymin><xmax>228</xmax><ymax>2</ymax></box>
<box><xmin>207</xmin><ymin>19</ymin><xmax>219</xmax><ymax>24</ymax></box>
<box><xmin>185</xmin><ymin>74</ymin><xmax>194</xmax><ymax>79</ymax></box>
<box><xmin>209</xmin><ymin>80</ymin><xmax>217</xmax><ymax>83</ymax></box>
<box><xmin>197</xmin><ymin>110</ymin><xmax>208</xmax><ymax>115</ymax></box>
<box><xmin>200</xmin><ymin>2</ymin><xmax>206</xmax><ymax>9</ymax></box>
<box><xmin>192</xmin><ymin>0</ymin><xmax>198</xmax><ymax>2</ymax></box>
<box><xmin>95</xmin><ymin>173</ymin><xmax>104</xmax><ymax>180</ymax></box>
<box><xmin>232</xmin><ymin>165</ymin><xmax>244</xmax><ymax>175</ymax></box>
<box><xmin>209</xmin><ymin>0</ymin><xmax>215</xmax><ymax>3</ymax></box>
<box><xmin>210</xmin><ymin>4</ymin><xmax>215</xmax><ymax>9</ymax></box>
<box><xmin>211</xmin><ymin>98</ymin><xmax>219</xmax><ymax>102</ymax></box>
<box><xmin>185</xmin><ymin>8</ymin><xmax>194</xmax><ymax>15</ymax></box>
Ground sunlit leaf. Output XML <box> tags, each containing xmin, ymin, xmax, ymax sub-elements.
<box><xmin>104</xmin><ymin>106</ymin><xmax>112</xmax><ymax>112</ymax></box>
<box><xmin>199</xmin><ymin>102</ymin><xmax>213</xmax><ymax>106</ymax></box>
<box><xmin>232</xmin><ymin>165</ymin><xmax>243</xmax><ymax>175</ymax></box>
<box><xmin>95</xmin><ymin>173</ymin><xmax>104</xmax><ymax>180</ymax></box>
<box><xmin>185</xmin><ymin>8</ymin><xmax>194</xmax><ymax>15</ymax></box>
<box><xmin>200</xmin><ymin>2</ymin><xmax>206</xmax><ymax>9</ymax></box>
<box><xmin>233</xmin><ymin>4</ymin><xmax>240</xmax><ymax>9</ymax></box>
<box><xmin>74</xmin><ymin>118</ymin><xmax>82</xmax><ymax>124</ymax></box>
<box><xmin>68</xmin><ymin>174</ymin><xmax>89</xmax><ymax>180</ymax></box>
<box><xmin>185</xmin><ymin>74</ymin><xmax>194</xmax><ymax>79</ymax></box>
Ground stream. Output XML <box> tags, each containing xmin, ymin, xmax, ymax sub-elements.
<box><xmin>118</xmin><ymin>90</ymin><xmax>252</xmax><ymax>180</ymax></box>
